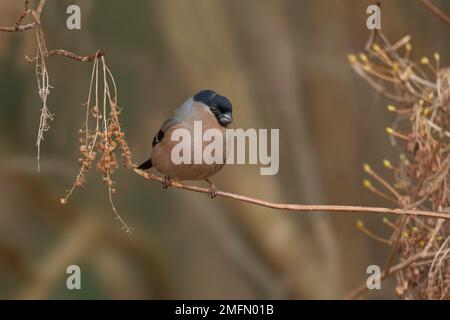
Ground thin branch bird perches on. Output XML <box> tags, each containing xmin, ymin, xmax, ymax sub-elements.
<box><xmin>133</xmin><ymin>168</ymin><xmax>450</xmax><ymax>220</ymax></box>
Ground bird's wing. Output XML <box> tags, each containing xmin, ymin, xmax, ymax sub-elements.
<box><xmin>152</xmin><ymin>97</ymin><xmax>195</xmax><ymax>148</ymax></box>
<box><xmin>152</xmin><ymin>117</ymin><xmax>181</xmax><ymax>148</ymax></box>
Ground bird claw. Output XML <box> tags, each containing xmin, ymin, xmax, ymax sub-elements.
<box><xmin>208</xmin><ymin>183</ymin><xmax>217</xmax><ymax>199</ymax></box>
<box><xmin>162</xmin><ymin>176</ymin><xmax>172</xmax><ymax>189</ymax></box>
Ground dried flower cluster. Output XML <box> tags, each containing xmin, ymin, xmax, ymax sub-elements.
<box><xmin>349</xmin><ymin>32</ymin><xmax>449</xmax><ymax>299</ymax></box>
<box><xmin>61</xmin><ymin>56</ymin><xmax>134</xmax><ymax>233</ymax></box>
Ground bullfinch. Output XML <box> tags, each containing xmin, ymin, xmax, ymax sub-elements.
<box><xmin>138</xmin><ymin>89</ymin><xmax>233</xmax><ymax>198</ymax></box>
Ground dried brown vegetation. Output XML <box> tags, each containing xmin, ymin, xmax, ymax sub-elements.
<box><xmin>0</xmin><ymin>0</ymin><xmax>134</xmax><ymax>232</ymax></box>
<box><xmin>347</xmin><ymin>31</ymin><xmax>449</xmax><ymax>299</ymax></box>
<box><xmin>60</xmin><ymin>56</ymin><xmax>135</xmax><ymax>233</ymax></box>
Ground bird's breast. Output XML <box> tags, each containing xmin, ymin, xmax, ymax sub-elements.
<box><xmin>151</xmin><ymin>110</ymin><xmax>227</xmax><ymax>181</ymax></box>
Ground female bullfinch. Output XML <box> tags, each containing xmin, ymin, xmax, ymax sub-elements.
<box><xmin>138</xmin><ymin>89</ymin><xmax>233</xmax><ymax>198</ymax></box>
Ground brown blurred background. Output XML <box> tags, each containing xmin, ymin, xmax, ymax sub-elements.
<box><xmin>0</xmin><ymin>0</ymin><xmax>448</xmax><ymax>299</ymax></box>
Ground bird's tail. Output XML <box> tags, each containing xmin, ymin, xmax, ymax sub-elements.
<box><xmin>137</xmin><ymin>158</ymin><xmax>153</xmax><ymax>170</ymax></box>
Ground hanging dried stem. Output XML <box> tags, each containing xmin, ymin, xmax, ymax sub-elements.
<box><xmin>33</xmin><ymin>17</ymin><xmax>52</xmax><ymax>173</ymax></box>
<box><xmin>347</xmin><ymin>31</ymin><xmax>450</xmax><ymax>299</ymax></box>
<box><xmin>61</xmin><ymin>56</ymin><xmax>134</xmax><ymax>233</ymax></box>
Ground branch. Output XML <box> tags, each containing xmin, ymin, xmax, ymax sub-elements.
<box><xmin>420</xmin><ymin>0</ymin><xmax>450</xmax><ymax>25</ymax></box>
<box><xmin>344</xmin><ymin>250</ymin><xmax>446</xmax><ymax>299</ymax></box>
<box><xmin>0</xmin><ymin>0</ymin><xmax>105</xmax><ymax>62</ymax></box>
<box><xmin>0</xmin><ymin>23</ymin><xmax>34</xmax><ymax>32</ymax></box>
<box><xmin>133</xmin><ymin>169</ymin><xmax>450</xmax><ymax>220</ymax></box>
<box><xmin>36</xmin><ymin>0</ymin><xmax>46</xmax><ymax>20</ymax></box>
<box><xmin>0</xmin><ymin>0</ymin><xmax>33</xmax><ymax>32</ymax></box>
<box><xmin>48</xmin><ymin>49</ymin><xmax>106</xmax><ymax>62</ymax></box>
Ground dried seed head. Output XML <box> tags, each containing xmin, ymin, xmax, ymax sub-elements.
<box><xmin>363</xmin><ymin>164</ymin><xmax>372</xmax><ymax>173</ymax></box>
<box><xmin>420</xmin><ymin>57</ymin><xmax>429</xmax><ymax>65</ymax></box>
<box><xmin>356</xmin><ymin>220</ymin><xmax>364</xmax><ymax>229</ymax></box>
<box><xmin>387</xmin><ymin>105</ymin><xmax>397</xmax><ymax>112</ymax></box>
<box><xmin>347</xmin><ymin>54</ymin><xmax>357</xmax><ymax>64</ymax></box>
<box><xmin>383</xmin><ymin>159</ymin><xmax>393</xmax><ymax>169</ymax></box>
<box><xmin>363</xmin><ymin>179</ymin><xmax>372</xmax><ymax>189</ymax></box>
<box><xmin>433</xmin><ymin>52</ymin><xmax>440</xmax><ymax>62</ymax></box>
<box><xmin>359</xmin><ymin>53</ymin><xmax>368</xmax><ymax>63</ymax></box>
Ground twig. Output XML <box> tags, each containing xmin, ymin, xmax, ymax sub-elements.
<box><xmin>48</xmin><ymin>49</ymin><xmax>106</xmax><ymax>62</ymax></box>
<box><xmin>16</xmin><ymin>0</ymin><xmax>30</xmax><ymax>25</ymax></box>
<box><xmin>0</xmin><ymin>0</ymin><xmax>32</xmax><ymax>32</ymax></box>
<box><xmin>36</xmin><ymin>0</ymin><xmax>46</xmax><ymax>20</ymax></box>
<box><xmin>344</xmin><ymin>249</ymin><xmax>443</xmax><ymax>299</ymax></box>
<box><xmin>0</xmin><ymin>23</ymin><xmax>34</xmax><ymax>32</ymax></box>
<box><xmin>419</xmin><ymin>0</ymin><xmax>450</xmax><ymax>25</ymax></box>
<box><xmin>0</xmin><ymin>0</ymin><xmax>106</xmax><ymax>62</ymax></box>
<box><xmin>382</xmin><ymin>217</ymin><xmax>407</xmax><ymax>277</ymax></box>
<box><xmin>357</xmin><ymin>220</ymin><xmax>392</xmax><ymax>245</ymax></box>
<box><xmin>133</xmin><ymin>168</ymin><xmax>450</xmax><ymax>220</ymax></box>
<box><xmin>364</xmin><ymin>164</ymin><xmax>402</xmax><ymax>200</ymax></box>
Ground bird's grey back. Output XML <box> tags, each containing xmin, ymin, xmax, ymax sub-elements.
<box><xmin>160</xmin><ymin>97</ymin><xmax>198</xmax><ymax>133</ymax></box>
<box><xmin>173</xmin><ymin>97</ymin><xmax>196</xmax><ymax>121</ymax></box>
<box><xmin>150</xmin><ymin>94</ymin><xmax>217</xmax><ymax>155</ymax></box>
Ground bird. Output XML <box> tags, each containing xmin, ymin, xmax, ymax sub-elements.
<box><xmin>137</xmin><ymin>89</ymin><xmax>233</xmax><ymax>198</ymax></box>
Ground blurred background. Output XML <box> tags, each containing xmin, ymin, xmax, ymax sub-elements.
<box><xmin>0</xmin><ymin>0</ymin><xmax>448</xmax><ymax>299</ymax></box>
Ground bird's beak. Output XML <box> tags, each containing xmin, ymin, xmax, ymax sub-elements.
<box><xmin>219</xmin><ymin>114</ymin><xmax>233</xmax><ymax>126</ymax></box>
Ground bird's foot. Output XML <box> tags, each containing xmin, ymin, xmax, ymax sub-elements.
<box><xmin>205</xmin><ymin>179</ymin><xmax>218</xmax><ymax>199</ymax></box>
<box><xmin>162</xmin><ymin>176</ymin><xmax>173</xmax><ymax>189</ymax></box>
<box><xmin>208</xmin><ymin>184</ymin><xmax>217</xmax><ymax>198</ymax></box>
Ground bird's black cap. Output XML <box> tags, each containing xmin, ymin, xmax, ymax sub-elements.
<box><xmin>193</xmin><ymin>89</ymin><xmax>232</xmax><ymax>113</ymax></box>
